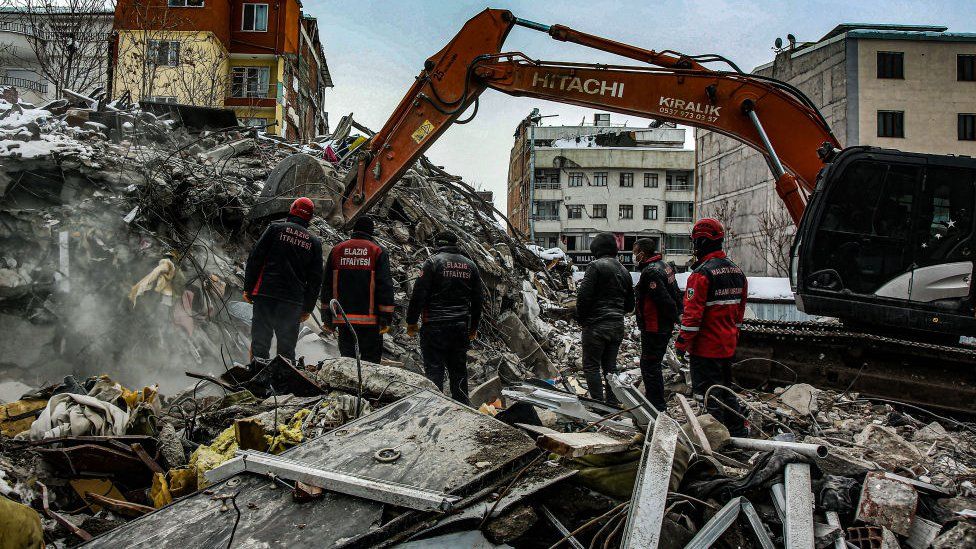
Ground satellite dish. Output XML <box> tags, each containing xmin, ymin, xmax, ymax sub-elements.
<box><xmin>787</xmin><ymin>33</ymin><xmax>796</xmax><ymax>42</ymax></box>
<box><xmin>774</xmin><ymin>37</ymin><xmax>783</xmax><ymax>49</ymax></box>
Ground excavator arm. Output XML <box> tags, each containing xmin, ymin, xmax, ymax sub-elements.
<box><xmin>339</xmin><ymin>8</ymin><xmax>840</xmax><ymax>225</ymax></box>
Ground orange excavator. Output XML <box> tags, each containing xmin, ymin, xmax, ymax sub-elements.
<box><xmin>323</xmin><ymin>8</ymin><xmax>976</xmax><ymax>409</ymax></box>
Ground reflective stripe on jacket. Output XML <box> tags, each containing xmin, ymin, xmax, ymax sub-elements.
<box><xmin>675</xmin><ymin>250</ymin><xmax>747</xmax><ymax>358</ymax></box>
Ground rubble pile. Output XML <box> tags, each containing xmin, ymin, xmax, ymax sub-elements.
<box><xmin>2</xmin><ymin>88</ymin><xmax>975</xmax><ymax>548</ymax></box>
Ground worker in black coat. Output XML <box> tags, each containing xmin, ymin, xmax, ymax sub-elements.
<box><xmin>406</xmin><ymin>230</ymin><xmax>483</xmax><ymax>405</ymax></box>
<box><xmin>633</xmin><ymin>238</ymin><xmax>682</xmax><ymax>410</ymax></box>
<box><xmin>576</xmin><ymin>232</ymin><xmax>634</xmax><ymax>403</ymax></box>
<box><xmin>243</xmin><ymin>197</ymin><xmax>323</xmax><ymax>363</ymax></box>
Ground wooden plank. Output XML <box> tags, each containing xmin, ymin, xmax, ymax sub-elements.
<box><xmin>676</xmin><ymin>394</ymin><xmax>712</xmax><ymax>455</ymax></box>
<box><xmin>83</xmin><ymin>390</ymin><xmax>536</xmax><ymax>548</ymax></box>
<box><xmin>620</xmin><ymin>413</ymin><xmax>679</xmax><ymax>549</ymax></box>
<box><xmin>536</xmin><ymin>431</ymin><xmax>633</xmax><ymax>457</ymax></box>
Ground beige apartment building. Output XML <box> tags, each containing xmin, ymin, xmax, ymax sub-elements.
<box><xmin>696</xmin><ymin>24</ymin><xmax>976</xmax><ymax>276</ymax></box>
<box><xmin>508</xmin><ymin>112</ymin><xmax>696</xmax><ymax>269</ymax></box>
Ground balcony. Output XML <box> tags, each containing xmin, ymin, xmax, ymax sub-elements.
<box><xmin>225</xmin><ymin>85</ymin><xmax>277</xmax><ymax>108</ymax></box>
<box><xmin>1</xmin><ymin>75</ymin><xmax>48</xmax><ymax>94</ymax></box>
<box><xmin>665</xmin><ymin>216</ymin><xmax>693</xmax><ymax>223</ymax></box>
<box><xmin>665</xmin><ymin>183</ymin><xmax>693</xmax><ymax>191</ymax></box>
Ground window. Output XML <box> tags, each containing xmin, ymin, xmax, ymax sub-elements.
<box><xmin>242</xmin><ymin>4</ymin><xmax>269</xmax><ymax>31</ymax></box>
<box><xmin>592</xmin><ymin>204</ymin><xmax>607</xmax><ymax>218</ymax></box>
<box><xmin>877</xmin><ymin>110</ymin><xmax>905</xmax><ymax>138</ymax></box>
<box><xmin>532</xmin><ymin>200</ymin><xmax>560</xmax><ymax>220</ymax></box>
<box><xmin>147</xmin><ymin>96</ymin><xmax>178</xmax><ymax>104</ymax></box>
<box><xmin>232</xmin><ymin>66</ymin><xmax>271</xmax><ymax>98</ymax></box>
<box><xmin>592</xmin><ymin>172</ymin><xmax>608</xmax><ymax>186</ymax></box>
<box><xmin>566</xmin><ymin>204</ymin><xmax>582</xmax><ymax>219</ymax></box>
<box><xmin>916</xmin><ymin>165</ymin><xmax>976</xmax><ymax>267</ymax></box>
<box><xmin>958</xmin><ymin>54</ymin><xmax>976</xmax><ymax>81</ymax></box>
<box><xmin>168</xmin><ymin>0</ymin><xmax>204</xmax><ymax>6</ymax></box>
<box><xmin>959</xmin><ymin>114</ymin><xmax>976</xmax><ymax>141</ymax></box>
<box><xmin>665</xmin><ymin>201</ymin><xmax>694</xmax><ymax>222</ymax></box>
<box><xmin>666</xmin><ymin>171</ymin><xmax>692</xmax><ymax>191</ymax></box>
<box><xmin>594</xmin><ymin>113</ymin><xmax>610</xmax><ymax>126</ymax></box>
<box><xmin>564</xmin><ymin>235</ymin><xmax>578</xmax><ymax>251</ymax></box>
<box><xmin>877</xmin><ymin>51</ymin><xmax>904</xmax><ymax>79</ymax></box>
<box><xmin>665</xmin><ymin>234</ymin><xmax>692</xmax><ymax>255</ymax></box>
<box><xmin>619</xmin><ymin>172</ymin><xmax>633</xmax><ymax>187</ymax></box>
<box><xmin>148</xmin><ymin>40</ymin><xmax>180</xmax><ymax>66</ymax></box>
<box><xmin>644</xmin><ymin>173</ymin><xmax>659</xmax><ymax>188</ymax></box>
<box><xmin>534</xmin><ymin>169</ymin><xmax>560</xmax><ymax>189</ymax></box>
<box><xmin>643</xmin><ymin>205</ymin><xmax>658</xmax><ymax>220</ymax></box>
<box><xmin>240</xmin><ymin>117</ymin><xmax>268</xmax><ymax>127</ymax></box>
<box><xmin>568</xmin><ymin>172</ymin><xmax>584</xmax><ymax>187</ymax></box>
<box><xmin>619</xmin><ymin>204</ymin><xmax>633</xmax><ymax>219</ymax></box>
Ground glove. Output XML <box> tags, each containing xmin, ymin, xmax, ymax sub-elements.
<box><xmin>242</xmin><ymin>292</ymin><xmax>252</xmax><ymax>304</ymax></box>
<box><xmin>406</xmin><ymin>324</ymin><xmax>419</xmax><ymax>338</ymax></box>
<box><xmin>468</xmin><ymin>330</ymin><xmax>477</xmax><ymax>341</ymax></box>
<box><xmin>300</xmin><ymin>312</ymin><xmax>310</xmax><ymax>322</ymax></box>
<box><xmin>379</xmin><ymin>325</ymin><xmax>391</xmax><ymax>335</ymax></box>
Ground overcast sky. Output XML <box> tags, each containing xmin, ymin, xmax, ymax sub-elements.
<box><xmin>302</xmin><ymin>0</ymin><xmax>975</xmax><ymax>214</ymax></box>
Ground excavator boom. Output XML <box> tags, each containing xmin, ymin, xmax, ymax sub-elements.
<box><xmin>340</xmin><ymin>8</ymin><xmax>839</xmax><ymax>225</ymax></box>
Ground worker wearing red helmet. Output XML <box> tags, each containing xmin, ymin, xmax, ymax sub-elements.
<box><xmin>243</xmin><ymin>197</ymin><xmax>324</xmax><ymax>364</ymax></box>
<box><xmin>675</xmin><ymin>217</ymin><xmax>749</xmax><ymax>436</ymax></box>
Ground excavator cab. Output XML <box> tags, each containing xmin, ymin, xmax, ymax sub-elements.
<box><xmin>793</xmin><ymin>147</ymin><xmax>976</xmax><ymax>339</ymax></box>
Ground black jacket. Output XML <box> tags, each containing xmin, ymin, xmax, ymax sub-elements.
<box><xmin>320</xmin><ymin>231</ymin><xmax>395</xmax><ymax>326</ymax></box>
<box><xmin>635</xmin><ymin>255</ymin><xmax>682</xmax><ymax>334</ymax></box>
<box><xmin>244</xmin><ymin>215</ymin><xmax>323</xmax><ymax>312</ymax></box>
<box><xmin>406</xmin><ymin>246</ymin><xmax>483</xmax><ymax>330</ymax></box>
<box><xmin>576</xmin><ymin>235</ymin><xmax>634</xmax><ymax>326</ymax></box>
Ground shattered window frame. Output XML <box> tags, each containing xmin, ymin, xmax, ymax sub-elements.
<box><xmin>232</xmin><ymin>66</ymin><xmax>272</xmax><ymax>98</ymax></box>
<box><xmin>619</xmin><ymin>204</ymin><xmax>633</xmax><ymax>219</ymax></box>
<box><xmin>592</xmin><ymin>204</ymin><xmax>607</xmax><ymax>218</ymax></box>
<box><xmin>242</xmin><ymin>3</ymin><xmax>269</xmax><ymax>32</ymax></box>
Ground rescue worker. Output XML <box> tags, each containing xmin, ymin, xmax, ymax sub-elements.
<box><xmin>406</xmin><ymin>230</ymin><xmax>483</xmax><ymax>405</ymax></box>
<box><xmin>243</xmin><ymin>197</ymin><xmax>323</xmax><ymax>364</ymax></box>
<box><xmin>633</xmin><ymin>238</ymin><xmax>681</xmax><ymax>410</ymax></box>
<box><xmin>576</xmin><ymin>232</ymin><xmax>634</xmax><ymax>403</ymax></box>
<box><xmin>321</xmin><ymin>216</ymin><xmax>394</xmax><ymax>364</ymax></box>
<box><xmin>675</xmin><ymin>218</ymin><xmax>749</xmax><ymax>436</ymax></box>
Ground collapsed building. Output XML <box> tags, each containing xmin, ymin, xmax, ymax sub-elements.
<box><xmin>1</xmin><ymin>89</ymin><xmax>976</xmax><ymax>548</ymax></box>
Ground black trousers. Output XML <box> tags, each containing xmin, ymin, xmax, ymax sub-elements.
<box><xmin>640</xmin><ymin>331</ymin><xmax>672</xmax><ymax>411</ymax></box>
<box><xmin>689</xmin><ymin>355</ymin><xmax>748</xmax><ymax>437</ymax></box>
<box><xmin>251</xmin><ymin>297</ymin><xmax>302</xmax><ymax>362</ymax></box>
<box><xmin>337</xmin><ymin>324</ymin><xmax>384</xmax><ymax>364</ymax></box>
<box><xmin>581</xmin><ymin>320</ymin><xmax>625</xmax><ymax>403</ymax></box>
<box><xmin>420</xmin><ymin>322</ymin><xmax>471</xmax><ymax>405</ymax></box>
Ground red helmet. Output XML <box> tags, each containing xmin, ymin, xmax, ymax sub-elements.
<box><xmin>691</xmin><ymin>218</ymin><xmax>725</xmax><ymax>240</ymax></box>
<box><xmin>289</xmin><ymin>197</ymin><xmax>314</xmax><ymax>221</ymax></box>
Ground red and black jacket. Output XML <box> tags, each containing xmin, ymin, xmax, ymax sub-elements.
<box><xmin>675</xmin><ymin>250</ymin><xmax>748</xmax><ymax>359</ymax></box>
<box><xmin>321</xmin><ymin>231</ymin><xmax>395</xmax><ymax>326</ymax></box>
<box><xmin>243</xmin><ymin>216</ymin><xmax>323</xmax><ymax>313</ymax></box>
<box><xmin>635</xmin><ymin>255</ymin><xmax>682</xmax><ymax>334</ymax></box>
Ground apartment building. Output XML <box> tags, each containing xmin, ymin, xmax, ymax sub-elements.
<box><xmin>112</xmin><ymin>0</ymin><xmax>333</xmax><ymax>141</ymax></box>
<box><xmin>508</xmin><ymin>111</ymin><xmax>696</xmax><ymax>268</ymax></box>
<box><xmin>0</xmin><ymin>7</ymin><xmax>114</xmax><ymax>104</ymax></box>
<box><xmin>696</xmin><ymin>23</ymin><xmax>976</xmax><ymax>275</ymax></box>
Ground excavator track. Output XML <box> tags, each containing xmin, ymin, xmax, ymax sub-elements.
<box><xmin>734</xmin><ymin>319</ymin><xmax>976</xmax><ymax>415</ymax></box>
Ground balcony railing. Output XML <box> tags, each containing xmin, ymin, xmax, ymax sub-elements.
<box><xmin>229</xmin><ymin>85</ymin><xmax>276</xmax><ymax>99</ymax></box>
<box><xmin>665</xmin><ymin>247</ymin><xmax>692</xmax><ymax>255</ymax></box>
<box><xmin>1</xmin><ymin>75</ymin><xmax>48</xmax><ymax>93</ymax></box>
<box><xmin>666</xmin><ymin>183</ymin><xmax>693</xmax><ymax>191</ymax></box>
<box><xmin>534</xmin><ymin>182</ymin><xmax>560</xmax><ymax>190</ymax></box>
<box><xmin>665</xmin><ymin>216</ymin><xmax>693</xmax><ymax>222</ymax></box>
<box><xmin>0</xmin><ymin>21</ymin><xmax>110</xmax><ymax>41</ymax></box>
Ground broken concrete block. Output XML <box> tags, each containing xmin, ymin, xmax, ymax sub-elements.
<box><xmin>311</xmin><ymin>357</ymin><xmax>437</xmax><ymax>401</ymax></box>
<box><xmin>913</xmin><ymin>421</ymin><xmax>949</xmax><ymax>443</ymax></box>
<box><xmin>483</xmin><ymin>504</ymin><xmax>538</xmax><ymax>544</ymax></box>
<box><xmin>497</xmin><ymin>310</ymin><xmax>557</xmax><ymax>379</ymax></box>
<box><xmin>204</xmin><ymin>138</ymin><xmax>256</xmax><ymax>162</ymax></box>
<box><xmin>932</xmin><ymin>520</ymin><xmax>976</xmax><ymax>548</ymax></box>
<box><xmin>778</xmin><ymin>383</ymin><xmax>821</xmax><ymax>416</ymax></box>
<box><xmin>854</xmin><ymin>424</ymin><xmax>923</xmax><ymax>469</ymax></box>
<box><xmin>856</xmin><ymin>471</ymin><xmax>919</xmax><ymax>536</ymax></box>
